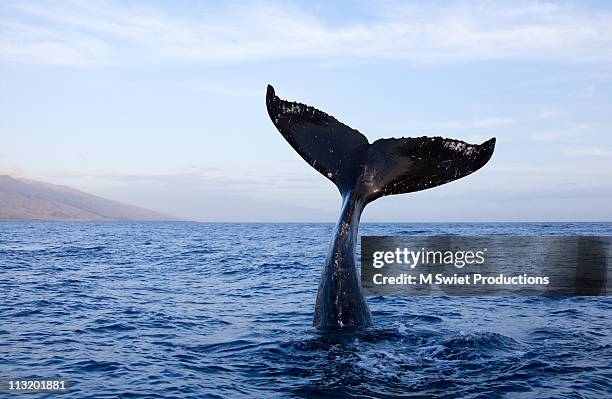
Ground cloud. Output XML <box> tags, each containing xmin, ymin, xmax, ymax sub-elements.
<box><xmin>2</xmin><ymin>1</ymin><xmax>612</xmax><ymax>66</ymax></box>
<box><xmin>563</xmin><ymin>146</ymin><xmax>612</xmax><ymax>158</ymax></box>
<box><xmin>528</xmin><ymin>130</ymin><xmax>579</xmax><ymax>142</ymax></box>
<box><xmin>472</xmin><ymin>117</ymin><xmax>515</xmax><ymax>127</ymax></box>
<box><xmin>528</xmin><ymin>120</ymin><xmax>597</xmax><ymax>142</ymax></box>
<box><xmin>389</xmin><ymin>116</ymin><xmax>515</xmax><ymax>133</ymax></box>
<box><xmin>47</xmin><ymin>165</ymin><xmax>337</xmax><ymax>221</ymax></box>
<box><xmin>534</xmin><ymin>111</ymin><xmax>558</xmax><ymax>120</ymax></box>
<box><xmin>0</xmin><ymin>162</ymin><xmax>25</xmax><ymax>176</ymax></box>
<box><xmin>53</xmin><ymin>164</ymin><xmax>325</xmax><ymax>193</ymax></box>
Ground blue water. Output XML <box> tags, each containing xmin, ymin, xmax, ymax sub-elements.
<box><xmin>1</xmin><ymin>222</ymin><xmax>611</xmax><ymax>398</ymax></box>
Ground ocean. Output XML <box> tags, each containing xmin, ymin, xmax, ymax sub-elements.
<box><xmin>1</xmin><ymin>222</ymin><xmax>611</xmax><ymax>398</ymax></box>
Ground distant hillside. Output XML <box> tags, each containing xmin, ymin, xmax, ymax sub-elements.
<box><xmin>0</xmin><ymin>175</ymin><xmax>177</xmax><ymax>221</ymax></box>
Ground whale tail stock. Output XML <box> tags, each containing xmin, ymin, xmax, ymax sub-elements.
<box><xmin>266</xmin><ymin>84</ymin><xmax>496</xmax><ymax>329</ymax></box>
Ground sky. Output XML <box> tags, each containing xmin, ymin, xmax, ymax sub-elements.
<box><xmin>1</xmin><ymin>0</ymin><xmax>611</xmax><ymax>222</ymax></box>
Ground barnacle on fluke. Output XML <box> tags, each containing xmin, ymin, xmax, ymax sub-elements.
<box><xmin>266</xmin><ymin>85</ymin><xmax>496</xmax><ymax>329</ymax></box>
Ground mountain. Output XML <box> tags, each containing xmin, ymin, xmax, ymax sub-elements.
<box><xmin>0</xmin><ymin>175</ymin><xmax>177</xmax><ymax>221</ymax></box>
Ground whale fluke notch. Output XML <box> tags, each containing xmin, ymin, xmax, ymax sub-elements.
<box><xmin>266</xmin><ymin>84</ymin><xmax>496</xmax><ymax>330</ymax></box>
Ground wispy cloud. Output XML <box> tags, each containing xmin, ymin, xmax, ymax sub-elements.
<box><xmin>53</xmin><ymin>164</ymin><xmax>325</xmax><ymax>193</ymax></box>
<box><xmin>528</xmin><ymin>122</ymin><xmax>596</xmax><ymax>142</ymax></box>
<box><xmin>393</xmin><ymin>116</ymin><xmax>515</xmax><ymax>133</ymax></box>
<box><xmin>2</xmin><ymin>1</ymin><xmax>612</xmax><ymax>66</ymax></box>
<box><xmin>528</xmin><ymin>130</ymin><xmax>577</xmax><ymax>142</ymax></box>
<box><xmin>472</xmin><ymin>117</ymin><xmax>515</xmax><ymax>127</ymax></box>
<box><xmin>563</xmin><ymin>146</ymin><xmax>612</xmax><ymax>158</ymax></box>
<box><xmin>0</xmin><ymin>162</ymin><xmax>25</xmax><ymax>176</ymax></box>
<box><xmin>47</xmin><ymin>165</ymin><xmax>337</xmax><ymax>221</ymax></box>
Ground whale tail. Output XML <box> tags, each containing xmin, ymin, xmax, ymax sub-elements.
<box><xmin>266</xmin><ymin>84</ymin><xmax>495</xmax><ymax>201</ymax></box>
<box><xmin>266</xmin><ymin>84</ymin><xmax>495</xmax><ymax>329</ymax></box>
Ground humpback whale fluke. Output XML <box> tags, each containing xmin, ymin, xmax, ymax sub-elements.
<box><xmin>266</xmin><ymin>84</ymin><xmax>496</xmax><ymax>329</ymax></box>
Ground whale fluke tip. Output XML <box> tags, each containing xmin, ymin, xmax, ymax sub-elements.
<box><xmin>481</xmin><ymin>137</ymin><xmax>496</xmax><ymax>163</ymax></box>
<box><xmin>266</xmin><ymin>84</ymin><xmax>275</xmax><ymax>99</ymax></box>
